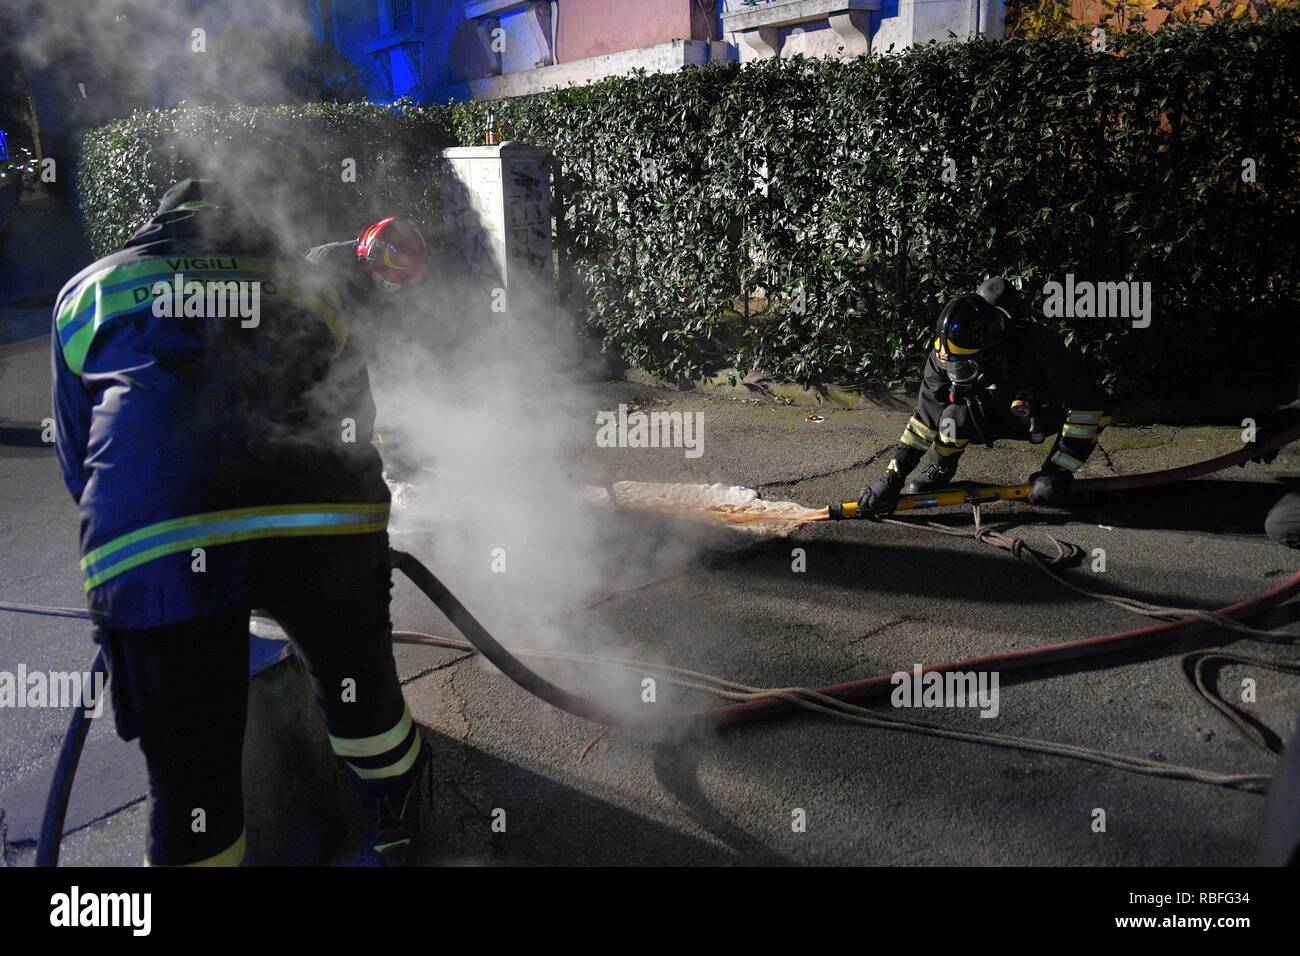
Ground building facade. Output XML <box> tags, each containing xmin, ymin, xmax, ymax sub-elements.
<box><xmin>320</xmin><ymin>0</ymin><xmax>1006</xmax><ymax>103</ymax></box>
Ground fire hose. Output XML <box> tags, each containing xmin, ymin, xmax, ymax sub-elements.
<box><xmin>826</xmin><ymin>420</ymin><xmax>1300</xmax><ymax>518</ymax></box>
<box><xmin>33</xmin><ymin>421</ymin><xmax>1300</xmax><ymax>864</ymax></box>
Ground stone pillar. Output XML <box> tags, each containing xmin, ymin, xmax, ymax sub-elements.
<box><xmin>874</xmin><ymin>0</ymin><xmax>1003</xmax><ymax>52</ymax></box>
<box><xmin>827</xmin><ymin>9</ymin><xmax>874</xmax><ymax>57</ymax></box>
<box><xmin>441</xmin><ymin>142</ymin><xmax>553</xmax><ymax>316</ymax></box>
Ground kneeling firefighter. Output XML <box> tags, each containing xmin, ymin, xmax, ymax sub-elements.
<box><xmin>52</xmin><ymin>180</ymin><xmax>430</xmax><ymax>866</ymax></box>
<box><xmin>858</xmin><ymin>278</ymin><xmax>1112</xmax><ymax>515</ymax></box>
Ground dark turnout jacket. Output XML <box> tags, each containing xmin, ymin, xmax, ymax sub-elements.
<box><xmin>891</xmin><ymin>322</ymin><xmax>1111</xmax><ymax>478</ymax></box>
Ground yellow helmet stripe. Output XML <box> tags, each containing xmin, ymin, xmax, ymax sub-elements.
<box><xmin>934</xmin><ymin>337</ymin><xmax>982</xmax><ymax>356</ymax></box>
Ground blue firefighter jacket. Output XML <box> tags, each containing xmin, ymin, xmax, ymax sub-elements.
<box><xmin>52</xmin><ymin>204</ymin><xmax>391</xmax><ymax>630</ymax></box>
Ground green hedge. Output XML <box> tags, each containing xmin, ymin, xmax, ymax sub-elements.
<box><xmin>74</xmin><ymin>15</ymin><xmax>1300</xmax><ymax>395</ymax></box>
<box><xmin>74</xmin><ymin>100</ymin><xmax>454</xmax><ymax>259</ymax></box>
<box><xmin>452</xmin><ymin>14</ymin><xmax>1300</xmax><ymax>393</ymax></box>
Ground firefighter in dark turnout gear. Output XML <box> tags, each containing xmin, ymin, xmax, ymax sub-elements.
<box><xmin>305</xmin><ymin>217</ymin><xmax>429</xmax><ymax>483</ymax></box>
<box><xmin>858</xmin><ymin>277</ymin><xmax>1112</xmax><ymax>515</ymax></box>
<box><xmin>304</xmin><ymin>216</ymin><xmax>427</xmax><ymax>311</ymax></box>
<box><xmin>53</xmin><ymin>181</ymin><xmax>429</xmax><ymax>866</ymax></box>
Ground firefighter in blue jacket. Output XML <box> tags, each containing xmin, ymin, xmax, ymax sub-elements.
<box><xmin>52</xmin><ymin>179</ymin><xmax>429</xmax><ymax>866</ymax></box>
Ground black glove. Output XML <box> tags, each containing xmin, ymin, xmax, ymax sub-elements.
<box><xmin>857</xmin><ymin>471</ymin><xmax>904</xmax><ymax>516</ymax></box>
<box><xmin>1246</xmin><ymin>404</ymin><xmax>1300</xmax><ymax>465</ymax></box>
<box><xmin>1028</xmin><ymin>469</ymin><xmax>1073</xmax><ymax>507</ymax></box>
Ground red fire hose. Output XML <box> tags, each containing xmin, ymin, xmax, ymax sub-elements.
<box><xmin>397</xmin><ymin>421</ymin><xmax>1300</xmax><ymax>735</ymax></box>
<box><xmin>701</xmin><ymin>569</ymin><xmax>1300</xmax><ymax>729</ymax></box>
<box><xmin>1073</xmin><ymin>421</ymin><xmax>1300</xmax><ymax>493</ymax></box>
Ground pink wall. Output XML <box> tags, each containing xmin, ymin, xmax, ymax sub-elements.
<box><xmin>556</xmin><ymin>0</ymin><xmax>709</xmax><ymax>63</ymax></box>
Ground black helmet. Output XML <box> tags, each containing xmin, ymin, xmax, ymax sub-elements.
<box><xmin>934</xmin><ymin>293</ymin><xmax>1005</xmax><ymax>389</ymax></box>
<box><xmin>976</xmin><ymin>276</ymin><xmax>1023</xmax><ymax>318</ymax></box>
<box><xmin>156</xmin><ymin>178</ymin><xmax>234</xmax><ymax>214</ymax></box>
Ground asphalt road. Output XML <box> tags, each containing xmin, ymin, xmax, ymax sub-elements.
<box><xmin>3</xmin><ymin>336</ymin><xmax>1299</xmax><ymax>864</ymax></box>
<box><xmin>2</xmin><ymin>195</ymin><xmax>1297</xmax><ymax>866</ymax></box>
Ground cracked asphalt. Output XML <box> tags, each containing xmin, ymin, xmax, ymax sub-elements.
<box><xmin>6</xmin><ymin>335</ymin><xmax>1300</xmax><ymax>864</ymax></box>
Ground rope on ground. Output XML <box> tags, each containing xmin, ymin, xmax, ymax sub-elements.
<box><xmin>391</xmin><ymin>630</ymin><xmax>1272</xmax><ymax>793</ymax></box>
<box><xmin>1180</xmin><ymin>651</ymin><xmax>1300</xmax><ymax>756</ymax></box>
<box><xmin>9</xmin><ymin>506</ymin><xmax>1291</xmax><ymax>795</ymax></box>
<box><xmin>882</xmin><ymin>503</ymin><xmax>1300</xmax><ymax>643</ymax></box>
<box><xmin>871</xmin><ymin>502</ymin><xmax>1299</xmax><ymax>785</ymax></box>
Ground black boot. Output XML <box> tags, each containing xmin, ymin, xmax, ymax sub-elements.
<box><xmin>903</xmin><ymin>456</ymin><xmax>959</xmax><ymax>494</ymax></box>
<box><xmin>351</xmin><ymin>738</ymin><xmax>432</xmax><ymax>866</ymax></box>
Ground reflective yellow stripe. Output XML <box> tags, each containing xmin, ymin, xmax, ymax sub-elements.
<box><xmin>1065</xmin><ymin>410</ymin><xmax>1106</xmax><ymax>424</ymax></box>
<box><xmin>55</xmin><ymin>257</ymin><xmax>348</xmax><ymax>376</ymax></box>
<box><xmin>82</xmin><ymin>503</ymin><xmax>390</xmax><ymax>591</ymax></box>
<box><xmin>936</xmin><ymin>433</ymin><xmax>969</xmax><ymax>448</ymax></box>
<box><xmin>330</xmin><ymin>705</ymin><xmax>413</xmax><ymax>759</ymax></box>
<box><xmin>147</xmin><ymin>831</ymin><xmax>246</xmax><ymax>867</ymax></box>
<box><xmin>934</xmin><ymin>441</ymin><xmax>967</xmax><ymax>457</ymax></box>
<box><xmin>1051</xmin><ymin>449</ymin><xmax>1086</xmax><ymax>472</ymax></box>
<box><xmin>907</xmin><ymin>416</ymin><xmax>936</xmax><ymax>440</ymax></box>
<box><xmin>346</xmin><ymin>732</ymin><xmax>423</xmax><ymax>781</ymax></box>
<box><xmin>187</xmin><ymin>832</ymin><xmax>246</xmax><ymax>867</ymax></box>
<box><xmin>1062</xmin><ymin>423</ymin><xmax>1099</xmax><ymax>439</ymax></box>
<box><xmin>899</xmin><ymin>430</ymin><xmax>929</xmax><ymax>451</ymax></box>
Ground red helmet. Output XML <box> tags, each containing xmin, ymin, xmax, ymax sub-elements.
<box><xmin>356</xmin><ymin>217</ymin><xmax>427</xmax><ymax>290</ymax></box>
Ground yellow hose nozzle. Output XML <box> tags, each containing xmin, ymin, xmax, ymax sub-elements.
<box><xmin>829</xmin><ymin>483</ymin><xmax>1031</xmax><ymax>519</ymax></box>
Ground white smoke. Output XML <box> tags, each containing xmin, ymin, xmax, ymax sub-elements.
<box><xmin>16</xmin><ymin>0</ymin><xmax>741</xmax><ymax>723</ymax></box>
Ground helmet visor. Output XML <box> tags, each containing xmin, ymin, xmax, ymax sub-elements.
<box><xmin>938</xmin><ymin>354</ymin><xmax>981</xmax><ymax>387</ymax></box>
